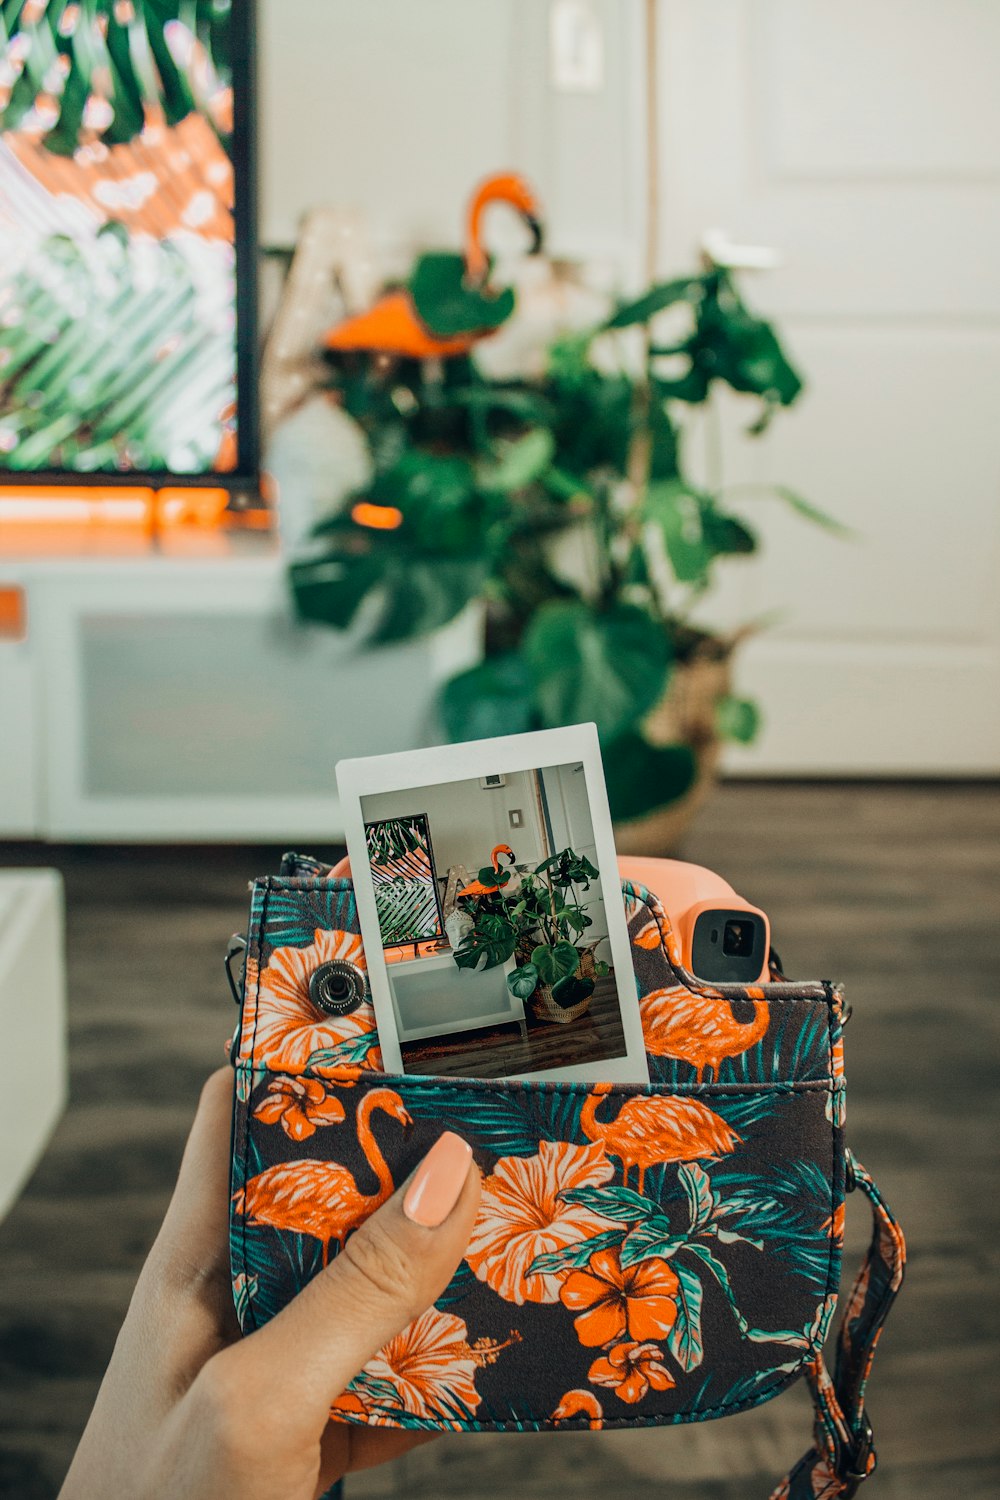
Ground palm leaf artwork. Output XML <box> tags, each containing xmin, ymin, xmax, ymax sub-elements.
<box><xmin>365</xmin><ymin>815</ymin><xmax>444</xmax><ymax>947</ymax></box>
<box><xmin>0</xmin><ymin>0</ymin><xmax>237</xmax><ymax>474</ymax></box>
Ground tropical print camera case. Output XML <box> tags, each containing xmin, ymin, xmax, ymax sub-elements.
<box><xmin>228</xmin><ymin>854</ymin><xmax>904</xmax><ymax>1498</ymax></box>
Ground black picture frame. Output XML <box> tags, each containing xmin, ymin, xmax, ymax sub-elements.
<box><xmin>0</xmin><ymin>0</ymin><xmax>259</xmax><ymax>492</ymax></box>
<box><xmin>364</xmin><ymin>814</ymin><xmax>446</xmax><ymax>948</ymax></box>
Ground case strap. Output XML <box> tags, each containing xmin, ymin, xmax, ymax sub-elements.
<box><xmin>770</xmin><ymin>1154</ymin><xmax>906</xmax><ymax>1498</ymax></box>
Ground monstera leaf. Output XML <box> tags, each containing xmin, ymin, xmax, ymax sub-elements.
<box><xmin>522</xmin><ymin>601</ymin><xmax>672</xmax><ymax>740</ymax></box>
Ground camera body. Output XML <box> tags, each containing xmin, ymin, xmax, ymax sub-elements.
<box><xmin>617</xmin><ymin>856</ymin><xmax>771</xmax><ymax>985</ymax></box>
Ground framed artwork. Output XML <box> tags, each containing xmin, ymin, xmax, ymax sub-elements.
<box><xmin>0</xmin><ymin>0</ymin><xmax>258</xmax><ymax>484</ymax></box>
<box><xmin>364</xmin><ymin>813</ymin><xmax>444</xmax><ymax>947</ymax></box>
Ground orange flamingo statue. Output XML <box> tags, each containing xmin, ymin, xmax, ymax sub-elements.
<box><xmin>324</xmin><ymin>172</ymin><xmax>543</xmax><ymax>359</ymax></box>
<box><xmin>580</xmin><ymin>1082</ymin><xmax>739</xmax><ymax>1194</ymax></box>
<box><xmin>234</xmin><ymin>1089</ymin><xmax>410</xmax><ymax>1266</ymax></box>
<box><xmin>458</xmin><ymin>844</ymin><xmax>517</xmax><ymax>898</ymax></box>
<box><xmin>551</xmin><ymin>1390</ymin><xmax>604</xmax><ymax>1429</ymax></box>
<box><xmin>639</xmin><ymin>987</ymin><xmax>770</xmax><ymax>1083</ymax></box>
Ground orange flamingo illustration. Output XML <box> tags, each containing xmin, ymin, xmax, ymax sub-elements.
<box><xmin>234</xmin><ymin>1089</ymin><xmax>410</xmax><ymax>1266</ymax></box>
<box><xmin>324</xmin><ymin>172</ymin><xmax>543</xmax><ymax>359</ymax></box>
<box><xmin>551</xmin><ymin>1389</ymin><xmax>604</xmax><ymax>1429</ymax></box>
<box><xmin>639</xmin><ymin>987</ymin><xmax>771</xmax><ymax>1082</ymax></box>
<box><xmin>458</xmin><ymin>844</ymin><xmax>517</xmax><ymax>898</ymax></box>
<box><xmin>580</xmin><ymin>1082</ymin><xmax>739</xmax><ymax>1194</ymax></box>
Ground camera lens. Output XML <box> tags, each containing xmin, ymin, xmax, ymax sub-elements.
<box><xmin>722</xmin><ymin>920</ymin><xmax>754</xmax><ymax>958</ymax></box>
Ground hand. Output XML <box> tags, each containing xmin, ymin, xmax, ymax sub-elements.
<box><xmin>60</xmin><ymin>1068</ymin><xmax>481</xmax><ymax>1500</ymax></box>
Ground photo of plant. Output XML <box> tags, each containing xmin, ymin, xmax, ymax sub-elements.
<box><xmin>0</xmin><ymin>0</ymin><xmax>240</xmax><ymax>474</ymax></box>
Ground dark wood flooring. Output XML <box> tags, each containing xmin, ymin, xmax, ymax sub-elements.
<box><xmin>399</xmin><ymin>974</ymin><xmax>627</xmax><ymax>1078</ymax></box>
<box><xmin>0</xmin><ymin>783</ymin><xmax>997</xmax><ymax>1498</ymax></box>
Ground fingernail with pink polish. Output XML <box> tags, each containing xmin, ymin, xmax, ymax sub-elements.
<box><xmin>403</xmin><ymin>1132</ymin><xmax>473</xmax><ymax>1227</ymax></box>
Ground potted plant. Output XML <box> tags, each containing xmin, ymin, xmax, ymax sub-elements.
<box><xmin>291</xmin><ymin>259</ymin><xmax>844</xmax><ymax>846</ymax></box>
<box><xmin>452</xmin><ymin>847</ymin><xmax>608</xmax><ymax>1024</ymax></box>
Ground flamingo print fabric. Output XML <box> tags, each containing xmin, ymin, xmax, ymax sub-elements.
<box><xmin>230</xmin><ymin>869</ymin><xmax>848</xmax><ymax>1433</ymax></box>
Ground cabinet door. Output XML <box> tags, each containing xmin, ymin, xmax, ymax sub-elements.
<box><xmin>33</xmin><ymin>560</ymin><xmax>477</xmax><ymax>841</ymax></box>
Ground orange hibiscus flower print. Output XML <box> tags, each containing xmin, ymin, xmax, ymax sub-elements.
<box><xmin>588</xmin><ymin>1340</ymin><xmax>675</xmax><ymax>1404</ymax></box>
<box><xmin>242</xmin><ymin>929</ymin><xmax>381</xmax><ymax>1073</ymax></box>
<box><xmin>251</xmin><ymin>1076</ymin><xmax>346</xmax><ymax>1141</ymax></box>
<box><xmin>465</xmin><ymin>1140</ymin><xmax>614</xmax><ymax>1305</ymax></box>
<box><xmin>355</xmin><ymin>1307</ymin><xmax>483</xmax><ymax>1423</ymax></box>
<box><xmin>560</xmin><ymin>1246</ymin><xmax>679</xmax><ymax>1347</ymax></box>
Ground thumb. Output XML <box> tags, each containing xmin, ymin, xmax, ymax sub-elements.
<box><xmin>225</xmin><ymin>1132</ymin><xmax>481</xmax><ymax>1428</ymax></box>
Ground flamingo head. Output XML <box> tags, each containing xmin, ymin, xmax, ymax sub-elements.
<box><xmin>490</xmin><ymin>843</ymin><xmax>516</xmax><ymax>872</ymax></box>
<box><xmin>465</xmin><ymin>172</ymin><xmax>544</xmax><ymax>281</ymax></box>
<box><xmin>366</xmin><ymin>1089</ymin><xmax>413</xmax><ymax>1132</ymax></box>
<box><xmin>552</xmin><ymin>1389</ymin><xmax>603</xmax><ymax>1426</ymax></box>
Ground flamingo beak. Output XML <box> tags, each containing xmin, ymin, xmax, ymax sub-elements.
<box><xmin>524</xmin><ymin>214</ymin><xmax>544</xmax><ymax>256</ymax></box>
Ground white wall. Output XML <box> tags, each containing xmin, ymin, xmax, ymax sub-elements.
<box><xmin>256</xmin><ymin>0</ymin><xmax>645</xmax><ymax>270</ymax></box>
<box><xmin>362</xmin><ymin>770</ymin><xmax>546</xmax><ymax>878</ymax></box>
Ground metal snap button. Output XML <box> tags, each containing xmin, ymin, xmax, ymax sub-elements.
<box><xmin>309</xmin><ymin>959</ymin><xmax>366</xmax><ymax>1016</ymax></box>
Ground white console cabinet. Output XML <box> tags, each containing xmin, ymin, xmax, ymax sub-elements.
<box><xmin>0</xmin><ymin>536</ymin><xmax>478</xmax><ymax>841</ymax></box>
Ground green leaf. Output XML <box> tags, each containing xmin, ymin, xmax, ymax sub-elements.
<box><xmin>477</xmin><ymin>428</ymin><xmax>555</xmax><ymax>493</ymax></box>
<box><xmin>603</xmin><ymin>733</ymin><xmax>697</xmax><ymax>823</ymax></box>
<box><xmin>531</xmin><ymin>942</ymin><xmax>580</xmax><ymax>985</ymax></box>
<box><xmin>522</xmin><ymin>601</ymin><xmax>671</xmax><ymax>739</ymax></box>
<box><xmin>528</xmin><ymin>1228</ymin><xmax>626</xmax><ymax>1277</ymax></box>
<box><xmin>439</xmin><ymin>654</ymin><xmax>538</xmax><ymax>742</ymax></box>
<box><xmin>644</xmin><ymin>480</ymin><xmax>715</xmax><ymax>584</ymax></box>
<box><xmin>715</xmin><ymin>695</ymin><xmax>760</xmax><ymax>745</ymax></box>
<box><xmin>559</xmin><ymin>1185</ymin><xmax>657</xmax><ymax>1223</ymax></box>
<box><xmin>453</xmin><ymin>920</ymin><xmax>517</xmax><ymax>972</ymax></box>
<box><xmin>605</xmin><ymin>276</ymin><xmax>706</xmax><ymax>330</ymax></box>
<box><xmin>678</xmin><ymin>1163</ymin><xmax>716</xmax><ymax>1234</ymax></box>
<box><xmin>408</xmin><ymin>251</ymin><xmax>515</xmax><ymax>337</ymax></box>
<box><xmin>290</xmin><ymin>548</ymin><xmax>486</xmax><ymax>644</ymax></box>
<box><xmin>667</xmin><ymin>1262</ymin><xmax>705</xmax><ymax>1373</ymax></box>
<box><xmin>306</xmin><ymin>1033</ymin><xmax>381</xmax><ymax>1070</ymax></box>
<box><xmin>549</xmin><ymin>972</ymin><xmax>595</xmax><ymax>1008</ymax></box>
<box><xmin>619</xmin><ymin>1218</ymin><xmax>685</xmax><ymax>1267</ymax></box>
<box><xmin>507</xmin><ymin>963</ymin><xmax>539</xmax><ymax>1000</ymax></box>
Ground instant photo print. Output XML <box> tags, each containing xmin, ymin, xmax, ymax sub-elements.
<box><xmin>337</xmin><ymin>725</ymin><xmax>649</xmax><ymax>1085</ymax></box>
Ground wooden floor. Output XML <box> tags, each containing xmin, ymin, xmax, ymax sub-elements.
<box><xmin>400</xmin><ymin>974</ymin><xmax>627</xmax><ymax>1078</ymax></box>
<box><xmin>0</xmin><ymin>784</ymin><xmax>997</xmax><ymax>1498</ymax></box>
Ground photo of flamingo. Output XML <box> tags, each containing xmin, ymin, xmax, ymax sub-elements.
<box><xmin>0</xmin><ymin>0</ymin><xmax>240</xmax><ymax>475</ymax></box>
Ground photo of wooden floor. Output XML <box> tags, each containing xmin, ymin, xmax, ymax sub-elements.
<box><xmin>399</xmin><ymin>974</ymin><xmax>626</xmax><ymax>1078</ymax></box>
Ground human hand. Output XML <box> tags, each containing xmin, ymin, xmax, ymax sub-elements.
<box><xmin>60</xmin><ymin>1068</ymin><xmax>480</xmax><ymax>1500</ymax></box>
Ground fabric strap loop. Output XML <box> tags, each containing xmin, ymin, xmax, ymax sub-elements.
<box><xmin>769</xmin><ymin>1154</ymin><xmax>905</xmax><ymax>1498</ymax></box>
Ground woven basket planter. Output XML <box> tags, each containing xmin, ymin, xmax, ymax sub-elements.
<box><xmin>613</xmin><ymin>645</ymin><xmax>732</xmax><ymax>856</ymax></box>
<box><xmin>516</xmin><ymin>941</ymin><xmax>599</xmax><ymax>1025</ymax></box>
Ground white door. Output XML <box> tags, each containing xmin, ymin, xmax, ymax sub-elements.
<box><xmin>655</xmin><ymin>0</ymin><xmax>1000</xmax><ymax>773</ymax></box>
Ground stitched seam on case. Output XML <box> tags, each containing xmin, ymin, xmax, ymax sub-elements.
<box><xmin>240</xmin><ymin>876</ymin><xmax>271</xmax><ymax>1335</ymax></box>
<box><xmin>253</xmin><ymin>1067</ymin><xmax>833</xmax><ymax>1096</ymax></box>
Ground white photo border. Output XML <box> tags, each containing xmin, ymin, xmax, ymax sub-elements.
<box><xmin>337</xmin><ymin>723</ymin><xmax>650</xmax><ymax>1085</ymax></box>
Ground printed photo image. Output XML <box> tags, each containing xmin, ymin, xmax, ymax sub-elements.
<box><xmin>339</xmin><ymin>726</ymin><xmax>650</xmax><ymax>1085</ymax></box>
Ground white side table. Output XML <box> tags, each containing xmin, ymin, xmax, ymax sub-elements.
<box><xmin>0</xmin><ymin>871</ymin><xmax>67</xmax><ymax>1220</ymax></box>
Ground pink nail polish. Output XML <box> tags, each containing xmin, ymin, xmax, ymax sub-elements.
<box><xmin>403</xmin><ymin>1132</ymin><xmax>473</xmax><ymax>1227</ymax></box>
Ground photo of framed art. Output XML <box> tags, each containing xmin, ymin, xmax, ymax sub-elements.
<box><xmin>363</xmin><ymin>813</ymin><xmax>445</xmax><ymax>948</ymax></box>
